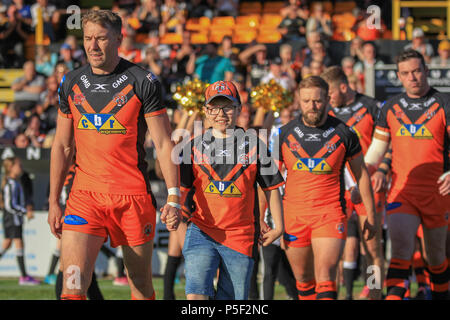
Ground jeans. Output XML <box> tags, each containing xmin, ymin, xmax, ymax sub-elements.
<box><xmin>182</xmin><ymin>223</ymin><xmax>254</xmax><ymax>299</ymax></box>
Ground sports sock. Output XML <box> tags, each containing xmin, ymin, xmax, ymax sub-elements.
<box><xmin>316</xmin><ymin>281</ymin><xmax>337</xmax><ymax>300</ymax></box>
<box><xmin>343</xmin><ymin>261</ymin><xmax>358</xmax><ymax>299</ymax></box>
<box><xmin>47</xmin><ymin>250</ymin><xmax>60</xmax><ymax>275</ymax></box>
<box><xmin>296</xmin><ymin>280</ymin><xmax>316</xmax><ymax>300</ymax></box>
<box><xmin>412</xmin><ymin>251</ymin><xmax>428</xmax><ymax>287</ymax></box>
<box><xmin>100</xmin><ymin>245</ymin><xmax>115</xmax><ymax>259</ymax></box>
<box><xmin>163</xmin><ymin>255</ymin><xmax>182</xmax><ymax>300</ymax></box>
<box><xmin>16</xmin><ymin>249</ymin><xmax>27</xmax><ymax>277</ymax></box>
<box><xmin>115</xmin><ymin>257</ymin><xmax>126</xmax><ymax>278</ymax></box>
<box><xmin>428</xmin><ymin>260</ymin><xmax>450</xmax><ymax>300</ymax></box>
<box><xmin>385</xmin><ymin>258</ymin><xmax>411</xmax><ymax>300</ymax></box>
<box><xmin>87</xmin><ymin>272</ymin><xmax>104</xmax><ymax>300</ymax></box>
<box><xmin>56</xmin><ymin>270</ymin><xmax>63</xmax><ymax>299</ymax></box>
<box><xmin>60</xmin><ymin>294</ymin><xmax>86</xmax><ymax>300</ymax></box>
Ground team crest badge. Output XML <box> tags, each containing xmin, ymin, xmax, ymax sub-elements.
<box><xmin>238</xmin><ymin>154</ymin><xmax>250</xmax><ymax>166</ymax></box>
<box><xmin>325</xmin><ymin>141</ymin><xmax>336</xmax><ymax>153</ymax></box>
<box><xmin>395</xmin><ymin>110</ymin><xmax>404</xmax><ymax>120</ymax></box>
<box><xmin>289</xmin><ymin>141</ymin><xmax>300</xmax><ymax>151</ymax></box>
<box><xmin>73</xmin><ymin>93</ymin><xmax>85</xmax><ymax>105</ymax></box>
<box><xmin>143</xmin><ymin>223</ymin><xmax>153</xmax><ymax>236</ymax></box>
<box><xmin>214</xmin><ymin>82</ymin><xmax>226</xmax><ymax>93</ymax></box>
<box><xmin>336</xmin><ymin>222</ymin><xmax>345</xmax><ymax>234</ymax></box>
<box><xmin>113</xmin><ymin>93</ymin><xmax>128</xmax><ymax>107</ymax></box>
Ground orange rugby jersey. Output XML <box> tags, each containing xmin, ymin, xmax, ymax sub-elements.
<box><xmin>328</xmin><ymin>93</ymin><xmax>380</xmax><ymax>155</ymax></box>
<box><xmin>58</xmin><ymin>58</ymin><xmax>165</xmax><ymax>196</ymax></box>
<box><xmin>376</xmin><ymin>88</ymin><xmax>450</xmax><ymax>194</ymax></box>
<box><xmin>278</xmin><ymin>116</ymin><xmax>362</xmax><ymax>216</ymax></box>
<box><xmin>180</xmin><ymin>128</ymin><xmax>285</xmax><ymax>257</ymax></box>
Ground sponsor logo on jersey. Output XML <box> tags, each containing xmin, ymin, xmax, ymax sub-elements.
<box><xmin>204</xmin><ymin>180</ymin><xmax>242</xmax><ymax>197</ymax></box>
<box><xmin>146</xmin><ymin>73</ymin><xmax>156</xmax><ymax>82</ymax></box>
<box><xmin>112</xmin><ymin>74</ymin><xmax>128</xmax><ymax>88</ymax></box>
<box><xmin>293</xmin><ymin>158</ymin><xmax>332</xmax><ymax>174</ymax></box>
<box><xmin>283</xmin><ymin>233</ymin><xmax>298</xmax><ymax>242</ymax></box>
<box><xmin>294</xmin><ymin>127</ymin><xmax>304</xmax><ymax>138</ymax></box>
<box><xmin>78</xmin><ymin>113</ymin><xmax>127</xmax><ymax>134</ymax></box>
<box><xmin>339</xmin><ymin>107</ymin><xmax>351</xmax><ymax>114</ymax></box>
<box><xmin>396</xmin><ymin>124</ymin><xmax>433</xmax><ymax>139</ymax></box>
<box><xmin>91</xmin><ymin>83</ymin><xmax>109</xmax><ymax>93</ymax></box>
<box><xmin>408</xmin><ymin>103</ymin><xmax>422</xmax><ymax>111</ymax></box>
<box><xmin>64</xmin><ymin>214</ymin><xmax>88</xmax><ymax>225</ymax></box>
<box><xmin>336</xmin><ymin>222</ymin><xmax>345</xmax><ymax>234</ymax></box>
<box><xmin>424</xmin><ymin>97</ymin><xmax>436</xmax><ymax>107</ymax></box>
<box><xmin>73</xmin><ymin>93</ymin><xmax>85</xmax><ymax>105</ymax></box>
<box><xmin>426</xmin><ymin>109</ymin><xmax>436</xmax><ymax>120</ymax></box>
<box><xmin>351</xmin><ymin>102</ymin><xmax>363</xmax><ymax>112</ymax></box>
<box><xmin>386</xmin><ymin>202</ymin><xmax>402</xmax><ymax>211</ymax></box>
<box><xmin>322</xmin><ymin>127</ymin><xmax>335</xmax><ymax>138</ymax></box>
<box><xmin>113</xmin><ymin>93</ymin><xmax>128</xmax><ymax>107</ymax></box>
<box><xmin>80</xmin><ymin>75</ymin><xmax>91</xmax><ymax>88</ymax></box>
<box><xmin>305</xmin><ymin>133</ymin><xmax>321</xmax><ymax>142</ymax></box>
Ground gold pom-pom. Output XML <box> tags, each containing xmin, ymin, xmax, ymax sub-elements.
<box><xmin>250</xmin><ymin>81</ymin><xmax>294</xmax><ymax>116</ymax></box>
<box><xmin>173</xmin><ymin>79</ymin><xmax>210</xmax><ymax>113</ymax></box>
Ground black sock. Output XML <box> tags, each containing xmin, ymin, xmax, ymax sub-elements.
<box><xmin>17</xmin><ymin>255</ymin><xmax>27</xmax><ymax>277</ymax></box>
<box><xmin>87</xmin><ymin>272</ymin><xmax>104</xmax><ymax>300</ymax></box>
<box><xmin>55</xmin><ymin>271</ymin><xmax>63</xmax><ymax>300</ymax></box>
<box><xmin>163</xmin><ymin>255</ymin><xmax>182</xmax><ymax>300</ymax></box>
<box><xmin>115</xmin><ymin>257</ymin><xmax>125</xmax><ymax>278</ymax></box>
<box><xmin>343</xmin><ymin>266</ymin><xmax>358</xmax><ymax>299</ymax></box>
<box><xmin>100</xmin><ymin>245</ymin><xmax>115</xmax><ymax>259</ymax></box>
<box><xmin>47</xmin><ymin>254</ymin><xmax>60</xmax><ymax>275</ymax></box>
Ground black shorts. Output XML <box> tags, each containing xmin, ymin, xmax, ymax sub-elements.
<box><xmin>2</xmin><ymin>212</ymin><xmax>23</xmax><ymax>239</ymax></box>
<box><xmin>347</xmin><ymin>214</ymin><xmax>360</xmax><ymax>239</ymax></box>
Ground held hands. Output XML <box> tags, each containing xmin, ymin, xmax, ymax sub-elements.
<box><xmin>259</xmin><ymin>221</ymin><xmax>283</xmax><ymax>247</ymax></box>
<box><xmin>350</xmin><ymin>186</ymin><xmax>362</xmax><ymax>205</ymax></box>
<box><xmin>160</xmin><ymin>203</ymin><xmax>181</xmax><ymax>231</ymax></box>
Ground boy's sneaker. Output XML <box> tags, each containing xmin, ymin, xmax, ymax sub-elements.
<box><xmin>44</xmin><ymin>274</ymin><xmax>57</xmax><ymax>285</ymax></box>
<box><xmin>113</xmin><ymin>276</ymin><xmax>129</xmax><ymax>286</ymax></box>
<box><xmin>19</xmin><ymin>276</ymin><xmax>40</xmax><ymax>285</ymax></box>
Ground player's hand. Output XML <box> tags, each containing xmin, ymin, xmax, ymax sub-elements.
<box><xmin>160</xmin><ymin>203</ymin><xmax>181</xmax><ymax>231</ymax></box>
<box><xmin>258</xmin><ymin>221</ymin><xmax>270</xmax><ymax>245</ymax></box>
<box><xmin>350</xmin><ymin>187</ymin><xmax>362</xmax><ymax>204</ymax></box>
<box><xmin>261</xmin><ymin>228</ymin><xmax>283</xmax><ymax>247</ymax></box>
<box><xmin>48</xmin><ymin>202</ymin><xmax>63</xmax><ymax>239</ymax></box>
<box><xmin>371</xmin><ymin>170</ymin><xmax>386</xmax><ymax>193</ymax></box>
<box><xmin>26</xmin><ymin>209</ymin><xmax>34</xmax><ymax>221</ymax></box>
<box><xmin>362</xmin><ymin>217</ymin><xmax>377</xmax><ymax>241</ymax></box>
<box><xmin>437</xmin><ymin>172</ymin><xmax>450</xmax><ymax>195</ymax></box>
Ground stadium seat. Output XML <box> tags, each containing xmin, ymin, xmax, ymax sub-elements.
<box><xmin>185</xmin><ymin>16</ymin><xmax>211</xmax><ymax>32</ymax></box>
<box><xmin>160</xmin><ymin>33</ymin><xmax>183</xmax><ymax>44</ymax></box>
<box><xmin>260</xmin><ymin>14</ymin><xmax>283</xmax><ymax>28</ymax></box>
<box><xmin>235</xmin><ymin>15</ymin><xmax>260</xmax><ymax>28</ymax></box>
<box><xmin>0</xmin><ymin>89</ymin><xmax>15</xmax><ymax>103</ymax></box>
<box><xmin>136</xmin><ymin>33</ymin><xmax>150</xmax><ymax>44</ymax></box>
<box><xmin>232</xmin><ymin>28</ymin><xmax>257</xmax><ymax>44</ymax></box>
<box><xmin>209</xmin><ymin>28</ymin><xmax>233</xmax><ymax>43</ymax></box>
<box><xmin>257</xmin><ymin>29</ymin><xmax>282</xmax><ymax>43</ymax></box>
<box><xmin>190</xmin><ymin>32</ymin><xmax>209</xmax><ymax>44</ymax></box>
<box><xmin>211</xmin><ymin>16</ymin><xmax>235</xmax><ymax>28</ymax></box>
<box><xmin>0</xmin><ymin>69</ymin><xmax>24</xmax><ymax>88</ymax></box>
<box><xmin>262</xmin><ymin>1</ymin><xmax>285</xmax><ymax>14</ymax></box>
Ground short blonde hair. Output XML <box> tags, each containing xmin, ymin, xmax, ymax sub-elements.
<box><xmin>82</xmin><ymin>10</ymin><xmax>122</xmax><ymax>35</ymax></box>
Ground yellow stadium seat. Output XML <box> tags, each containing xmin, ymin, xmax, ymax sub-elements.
<box><xmin>209</xmin><ymin>28</ymin><xmax>234</xmax><ymax>43</ymax></box>
<box><xmin>190</xmin><ymin>32</ymin><xmax>209</xmax><ymax>44</ymax></box>
<box><xmin>160</xmin><ymin>33</ymin><xmax>183</xmax><ymax>44</ymax></box>
<box><xmin>261</xmin><ymin>13</ymin><xmax>283</xmax><ymax>27</ymax></box>
<box><xmin>211</xmin><ymin>16</ymin><xmax>235</xmax><ymax>28</ymax></box>
<box><xmin>0</xmin><ymin>69</ymin><xmax>24</xmax><ymax>88</ymax></box>
<box><xmin>257</xmin><ymin>30</ymin><xmax>282</xmax><ymax>43</ymax></box>
<box><xmin>0</xmin><ymin>89</ymin><xmax>15</xmax><ymax>103</ymax></box>
<box><xmin>235</xmin><ymin>15</ymin><xmax>260</xmax><ymax>28</ymax></box>
<box><xmin>232</xmin><ymin>29</ymin><xmax>257</xmax><ymax>44</ymax></box>
<box><xmin>263</xmin><ymin>1</ymin><xmax>285</xmax><ymax>13</ymax></box>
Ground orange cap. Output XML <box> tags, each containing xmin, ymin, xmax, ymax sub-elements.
<box><xmin>204</xmin><ymin>81</ymin><xmax>241</xmax><ymax>106</ymax></box>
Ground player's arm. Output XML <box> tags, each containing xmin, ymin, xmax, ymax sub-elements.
<box><xmin>364</xmin><ymin>128</ymin><xmax>390</xmax><ymax>175</ymax></box>
<box><xmin>371</xmin><ymin>144</ymin><xmax>392</xmax><ymax>193</ymax></box>
<box><xmin>48</xmin><ymin>115</ymin><xmax>75</xmax><ymax>238</ymax></box>
<box><xmin>348</xmin><ymin>153</ymin><xmax>377</xmax><ymax>241</ymax></box>
<box><xmin>146</xmin><ymin>113</ymin><xmax>181</xmax><ymax>231</ymax></box>
<box><xmin>261</xmin><ymin>188</ymin><xmax>284</xmax><ymax>246</ymax></box>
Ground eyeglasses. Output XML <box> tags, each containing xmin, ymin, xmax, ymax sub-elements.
<box><xmin>205</xmin><ymin>105</ymin><xmax>236</xmax><ymax>115</ymax></box>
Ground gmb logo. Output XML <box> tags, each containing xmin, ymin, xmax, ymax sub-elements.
<box><xmin>78</xmin><ymin>113</ymin><xmax>127</xmax><ymax>135</ymax></box>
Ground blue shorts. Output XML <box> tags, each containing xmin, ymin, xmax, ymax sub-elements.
<box><xmin>182</xmin><ymin>223</ymin><xmax>254</xmax><ymax>300</ymax></box>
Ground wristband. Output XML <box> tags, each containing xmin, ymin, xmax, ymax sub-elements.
<box><xmin>167</xmin><ymin>202</ymin><xmax>181</xmax><ymax>209</ymax></box>
<box><xmin>439</xmin><ymin>171</ymin><xmax>450</xmax><ymax>181</ymax></box>
<box><xmin>376</xmin><ymin>167</ymin><xmax>388</xmax><ymax>175</ymax></box>
<box><xmin>168</xmin><ymin>187</ymin><xmax>181</xmax><ymax>197</ymax></box>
